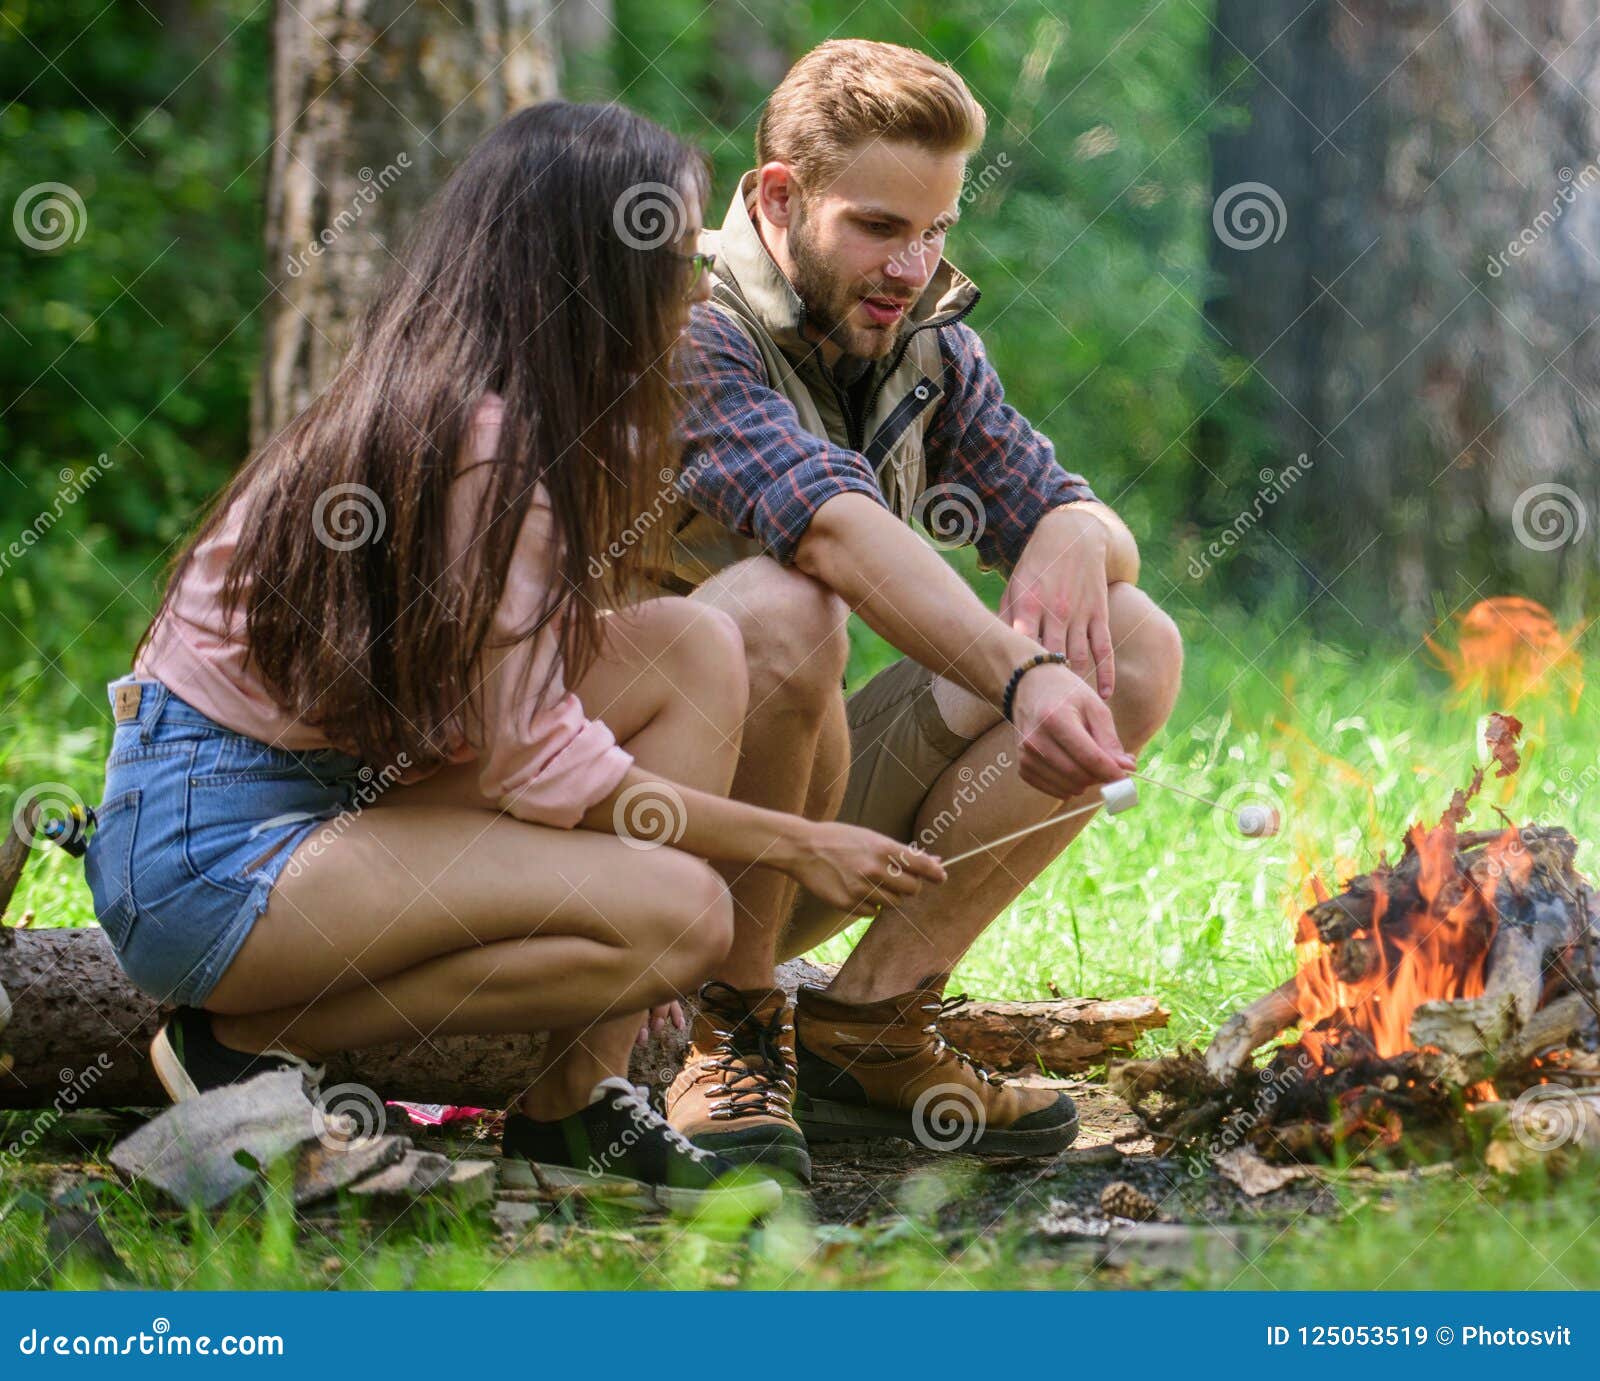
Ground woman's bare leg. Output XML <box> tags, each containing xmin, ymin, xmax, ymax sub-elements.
<box><xmin>522</xmin><ymin>599</ymin><xmax>747</xmax><ymax>1111</ymax></box>
<box><xmin>205</xmin><ymin>598</ymin><xmax>747</xmax><ymax>1119</ymax></box>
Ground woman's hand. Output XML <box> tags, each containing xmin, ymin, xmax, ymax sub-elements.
<box><xmin>778</xmin><ymin>820</ymin><xmax>946</xmax><ymax>914</ymax></box>
<box><xmin>636</xmin><ymin>999</ymin><xmax>686</xmax><ymax>1048</ymax></box>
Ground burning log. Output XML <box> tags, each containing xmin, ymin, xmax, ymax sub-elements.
<box><xmin>1509</xmin><ymin>992</ymin><xmax>1600</xmax><ymax>1065</ymax></box>
<box><xmin>1204</xmin><ymin>979</ymin><xmax>1301</xmax><ymax>1082</ymax></box>
<box><xmin>1476</xmin><ymin>828</ymin><xmax>1583</xmax><ymax>1024</ymax></box>
<box><xmin>1133</xmin><ymin>714</ymin><xmax>1600</xmax><ymax>1172</ymax></box>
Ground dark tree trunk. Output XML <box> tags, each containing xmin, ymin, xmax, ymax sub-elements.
<box><xmin>252</xmin><ymin>0</ymin><xmax>559</xmax><ymax>444</ymax></box>
<box><xmin>1206</xmin><ymin>0</ymin><xmax>1600</xmax><ymax>629</ymax></box>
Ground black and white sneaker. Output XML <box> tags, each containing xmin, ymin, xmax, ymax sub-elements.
<box><xmin>500</xmin><ymin>1077</ymin><xmax>783</xmax><ymax>1217</ymax></box>
<box><xmin>150</xmin><ymin>1006</ymin><xmax>325</xmax><ymax>1103</ymax></box>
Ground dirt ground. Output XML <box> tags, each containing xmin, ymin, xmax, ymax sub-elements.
<box><xmin>8</xmin><ymin>1076</ymin><xmax>1365</xmax><ymax>1285</ymax></box>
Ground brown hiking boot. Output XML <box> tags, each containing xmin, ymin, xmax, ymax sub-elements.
<box><xmin>793</xmin><ymin>977</ymin><xmax>1079</xmax><ymax>1156</ymax></box>
<box><xmin>665</xmin><ymin>982</ymin><xmax>813</xmax><ymax>1184</ymax></box>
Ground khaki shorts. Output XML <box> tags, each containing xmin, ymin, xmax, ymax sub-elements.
<box><xmin>781</xmin><ymin>657</ymin><xmax>980</xmax><ymax>957</ymax></box>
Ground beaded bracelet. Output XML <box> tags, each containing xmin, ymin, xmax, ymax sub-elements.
<box><xmin>1001</xmin><ymin>651</ymin><xmax>1068</xmax><ymax>723</ymax></box>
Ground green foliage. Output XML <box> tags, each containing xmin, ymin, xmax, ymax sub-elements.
<box><xmin>618</xmin><ymin>0</ymin><xmax>1228</xmax><ymax>554</ymax></box>
<box><xmin>0</xmin><ymin>0</ymin><xmax>1233</xmax><ymax>716</ymax></box>
<box><xmin>0</xmin><ymin>1</ymin><xmax>270</xmax><ymax>718</ymax></box>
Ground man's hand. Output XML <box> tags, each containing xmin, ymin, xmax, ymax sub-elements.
<box><xmin>1003</xmin><ymin>505</ymin><xmax>1116</xmax><ymax>699</ymax></box>
<box><xmin>1009</xmin><ymin>661</ymin><xmax>1135</xmax><ymax>799</ymax></box>
<box><xmin>796</xmin><ymin>492</ymin><xmax>1137</xmax><ymax>800</ymax></box>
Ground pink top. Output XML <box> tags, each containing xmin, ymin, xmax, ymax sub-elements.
<box><xmin>134</xmin><ymin>394</ymin><xmax>634</xmax><ymax>828</ymax></box>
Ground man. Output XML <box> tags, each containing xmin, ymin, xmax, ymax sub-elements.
<box><xmin>659</xmin><ymin>39</ymin><xmax>1184</xmax><ymax>1182</ymax></box>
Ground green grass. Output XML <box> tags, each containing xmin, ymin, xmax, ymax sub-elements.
<box><xmin>3</xmin><ymin>598</ymin><xmax>1598</xmax><ymax>1290</ymax></box>
<box><xmin>7</xmin><ymin>1153</ymin><xmax>1600</xmax><ymax>1291</ymax></box>
<box><xmin>832</xmin><ymin>600</ymin><xmax>1600</xmax><ymax>1054</ymax></box>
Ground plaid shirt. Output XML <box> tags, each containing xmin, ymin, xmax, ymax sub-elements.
<box><xmin>676</xmin><ymin>304</ymin><xmax>1097</xmax><ymax>574</ymax></box>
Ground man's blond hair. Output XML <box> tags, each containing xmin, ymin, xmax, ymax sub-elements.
<box><xmin>755</xmin><ymin>39</ymin><xmax>986</xmax><ymax>193</ymax></box>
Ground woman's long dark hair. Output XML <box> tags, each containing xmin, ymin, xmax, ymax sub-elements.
<box><xmin>139</xmin><ymin>102</ymin><xmax>710</xmax><ymax>770</ymax></box>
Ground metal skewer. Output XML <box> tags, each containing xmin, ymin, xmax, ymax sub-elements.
<box><xmin>937</xmin><ymin>770</ymin><xmax>1275</xmax><ymax>870</ymax></box>
<box><xmin>939</xmin><ymin>799</ymin><xmax>1103</xmax><ymax>868</ymax></box>
<box><xmin>1128</xmin><ymin>769</ymin><xmax>1233</xmax><ymax>813</ymax></box>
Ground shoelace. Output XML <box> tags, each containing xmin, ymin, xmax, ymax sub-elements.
<box><xmin>696</xmin><ymin>982</ymin><xmax>795</xmax><ymax>1122</ymax></box>
<box><xmin>921</xmin><ymin>993</ymin><xmax>1006</xmax><ymax>1088</ymax></box>
<box><xmin>608</xmin><ymin>1083</ymin><xmax>716</xmax><ymax>1165</ymax></box>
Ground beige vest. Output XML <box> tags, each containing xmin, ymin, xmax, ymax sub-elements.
<box><xmin>664</xmin><ymin>171</ymin><xmax>979</xmax><ymax>590</ymax></box>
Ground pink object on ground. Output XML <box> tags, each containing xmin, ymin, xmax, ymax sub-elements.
<box><xmin>387</xmin><ymin>1102</ymin><xmax>492</xmax><ymax>1128</ymax></box>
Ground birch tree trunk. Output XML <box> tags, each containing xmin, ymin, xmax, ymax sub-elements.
<box><xmin>252</xmin><ymin>0</ymin><xmax>560</xmax><ymax>443</ymax></box>
<box><xmin>1206</xmin><ymin>0</ymin><xmax>1600</xmax><ymax>627</ymax></box>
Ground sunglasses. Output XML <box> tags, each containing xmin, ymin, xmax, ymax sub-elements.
<box><xmin>671</xmin><ymin>249</ymin><xmax>717</xmax><ymax>296</ymax></box>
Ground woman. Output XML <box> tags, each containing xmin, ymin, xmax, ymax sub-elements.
<box><xmin>83</xmin><ymin>102</ymin><xmax>942</xmax><ymax>1213</ymax></box>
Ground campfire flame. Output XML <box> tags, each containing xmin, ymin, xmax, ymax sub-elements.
<box><xmin>1290</xmin><ymin>713</ymin><xmax>1527</xmax><ymax>1068</ymax></box>
<box><xmin>1293</xmin><ymin>821</ymin><xmax>1519</xmax><ymax>1064</ymax></box>
<box><xmin>1426</xmin><ymin>596</ymin><xmax>1582</xmax><ymax>709</ymax></box>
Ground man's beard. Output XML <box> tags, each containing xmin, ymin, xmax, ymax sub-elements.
<box><xmin>788</xmin><ymin>213</ymin><xmax>915</xmax><ymax>361</ymax></box>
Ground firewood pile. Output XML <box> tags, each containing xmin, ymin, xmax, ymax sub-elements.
<box><xmin>1111</xmin><ymin>715</ymin><xmax>1600</xmax><ymax>1176</ymax></box>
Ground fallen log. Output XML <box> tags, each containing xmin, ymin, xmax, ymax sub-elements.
<box><xmin>0</xmin><ymin>799</ymin><xmax>35</xmax><ymax>1045</ymax></box>
<box><xmin>0</xmin><ymin>926</ymin><xmax>1165</xmax><ymax>1109</ymax></box>
<box><xmin>905</xmin><ymin>993</ymin><xmax>1166</xmax><ymax>1074</ymax></box>
<box><xmin>0</xmin><ymin>921</ymin><xmax>549</xmax><ymax>1109</ymax></box>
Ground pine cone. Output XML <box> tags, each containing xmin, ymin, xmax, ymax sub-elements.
<box><xmin>1100</xmin><ymin>1179</ymin><xmax>1160</xmax><ymax>1222</ymax></box>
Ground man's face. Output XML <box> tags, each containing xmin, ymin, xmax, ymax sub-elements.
<box><xmin>766</xmin><ymin>138</ymin><xmax>966</xmax><ymax>361</ymax></box>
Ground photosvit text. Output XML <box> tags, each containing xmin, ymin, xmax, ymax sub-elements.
<box><xmin>1266</xmin><ymin>1324</ymin><xmax>1573</xmax><ymax>1347</ymax></box>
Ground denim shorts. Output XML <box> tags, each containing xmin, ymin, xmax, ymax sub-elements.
<box><xmin>82</xmin><ymin>677</ymin><xmax>369</xmax><ymax>1006</ymax></box>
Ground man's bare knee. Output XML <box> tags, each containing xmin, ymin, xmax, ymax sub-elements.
<box><xmin>695</xmin><ymin>558</ymin><xmax>849</xmax><ymax>710</ymax></box>
<box><xmin>1107</xmin><ymin>584</ymin><xmax>1183</xmax><ymax>747</ymax></box>
<box><xmin>651</xmin><ymin>600</ymin><xmax>748</xmax><ymax>718</ymax></box>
